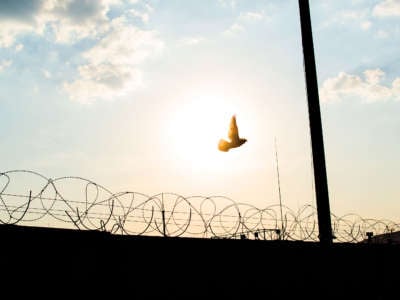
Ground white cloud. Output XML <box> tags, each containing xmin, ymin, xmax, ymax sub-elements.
<box><xmin>143</xmin><ymin>3</ymin><xmax>154</xmax><ymax>12</ymax></box>
<box><xmin>63</xmin><ymin>72</ymin><xmax>141</xmax><ymax>104</ymax></box>
<box><xmin>178</xmin><ymin>37</ymin><xmax>204</xmax><ymax>46</ymax></box>
<box><xmin>238</xmin><ymin>11</ymin><xmax>264</xmax><ymax>22</ymax></box>
<box><xmin>360</xmin><ymin>20</ymin><xmax>372</xmax><ymax>30</ymax></box>
<box><xmin>223</xmin><ymin>9</ymin><xmax>266</xmax><ymax>37</ymax></box>
<box><xmin>218</xmin><ymin>0</ymin><xmax>236</xmax><ymax>9</ymax></box>
<box><xmin>64</xmin><ymin>18</ymin><xmax>164</xmax><ymax>103</ymax></box>
<box><xmin>0</xmin><ymin>0</ymin><xmax>162</xmax><ymax>103</ymax></box>
<box><xmin>0</xmin><ymin>21</ymin><xmax>35</xmax><ymax>48</ymax></box>
<box><xmin>0</xmin><ymin>0</ymin><xmax>128</xmax><ymax>47</ymax></box>
<box><xmin>339</xmin><ymin>10</ymin><xmax>366</xmax><ymax>21</ymax></box>
<box><xmin>127</xmin><ymin>9</ymin><xmax>149</xmax><ymax>23</ymax></box>
<box><xmin>0</xmin><ymin>60</ymin><xmax>12</xmax><ymax>72</ymax></box>
<box><xmin>318</xmin><ymin>2</ymin><xmax>400</xmax><ymax>33</ymax></box>
<box><xmin>373</xmin><ymin>0</ymin><xmax>400</xmax><ymax>17</ymax></box>
<box><xmin>364</xmin><ymin>69</ymin><xmax>385</xmax><ymax>85</ymax></box>
<box><xmin>42</xmin><ymin>69</ymin><xmax>52</xmax><ymax>79</ymax></box>
<box><xmin>320</xmin><ymin>68</ymin><xmax>400</xmax><ymax>103</ymax></box>
<box><xmin>319</xmin><ymin>9</ymin><xmax>370</xmax><ymax>30</ymax></box>
<box><xmin>39</xmin><ymin>0</ymin><xmax>111</xmax><ymax>44</ymax></box>
<box><xmin>223</xmin><ymin>23</ymin><xmax>245</xmax><ymax>36</ymax></box>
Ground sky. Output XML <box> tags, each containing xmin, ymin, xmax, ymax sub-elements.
<box><xmin>0</xmin><ymin>0</ymin><xmax>400</xmax><ymax>222</ymax></box>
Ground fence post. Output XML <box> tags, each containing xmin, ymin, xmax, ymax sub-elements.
<box><xmin>161</xmin><ymin>193</ymin><xmax>166</xmax><ymax>237</ymax></box>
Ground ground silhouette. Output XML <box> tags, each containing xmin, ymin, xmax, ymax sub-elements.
<box><xmin>1</xmin><ymin>224</ymin><xmax>398</xmax><ymax>299</ymax></box>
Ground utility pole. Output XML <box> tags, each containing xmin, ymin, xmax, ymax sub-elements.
<box><xmin>298</xmin><ymin>0</ymin><xmax>333</xmax><ymax>244</ymax></box>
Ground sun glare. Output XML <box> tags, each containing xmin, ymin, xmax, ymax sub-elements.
<box><xmin>166</xmin><ymin>93</ymin><xmax>240</xmax><ymax>171</ymax></box>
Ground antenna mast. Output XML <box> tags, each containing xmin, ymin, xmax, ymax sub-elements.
<box><xmin>274</xmin><ymin>137</ymin><xmax>284</xmax><ymax>233</ymax></box>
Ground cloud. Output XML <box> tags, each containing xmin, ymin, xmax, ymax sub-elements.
<box><xmin>360</xmin><ymin>20</ymin><xmax>372</xmax><ymax>30</ymax></box>
<box><xmin>318</xmin><ymin>1</ymin><xmax>400</xmax><ymax>36</ymax></box>
<box><xmin>223</xmin><ymin>9</ymin><xmax>266</xmax><ymax>37</ymax></box>
<box><xmin>0</xmin><ymin>60</ymin><xmax>12</xmax><ymax>72</ymax></box>
<box><xmin>320</xmin><ymin>68</ymin><xmax>400</xmax><ymax>103</ymax></box>
<box><xmin>218</xmin><ymin>0</ymin><xmax>236</xmax><ymax>9</ymax></box>
<box><xmin>364</xmin><ymin>69</ymin><xmax>385</xmax><ymax>84</ymax></box>
<box><xmin>0</xmin><ymin>20</ymin><xmax>36</xmax><ymax>48</ymax></box>
<box><xmin>319</xmin><ymin>9</ymin><xmax>371</xmax><ymax>31</ymax></box>
<box><xmin>42</xmin><ymin>69</ymin><xmax>52</xmax><ymax>79</ymax></box>
<box><xmin>64</xmin><ymin>18</ymin><xmax>164</xmax><ymax>103</ymax></box>
<box><xmin>223</xmin><ymin>23</ymin><xmax>245</xmax><ymax>36</ymax></box>
<box><xmin>238</xmin><ymin>11</ymin><xmax>265</xmax><ymax>22</ymax></box>
<box><xmin>0</xmin><ymin>0</ymin><xmax>43</xmax><ymax>22</ymax></box>
<box><xmin>127</xmin><ymin>9</ymin><xmax>149</xmax><ymax>23</ymax></box>
<box><xmin>38</xmin><ymin>0</ymin><xmax>111</xmax><ymax>44</ymax></box>
<box><xmin>0</xmin><ymin>0</ymin><xmax>118</xmax><ymax>47</ymax></box>
<box><xmin>373</xmin><ymin>0</ymin><xmax>400</xmax><ymax>17</ymax></box>
<box><xmin>0</xmin><ymin>0</ymin><xmax>162</xmax><ymax>103</ymax></box>
<box><xmin>178</xmin><ymin>37</ymin><xmax>204</xmax><ymax>46</ymax></box>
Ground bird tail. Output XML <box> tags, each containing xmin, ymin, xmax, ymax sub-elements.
<box><xmin>218</xmin><ymin>139</ymin><xmax>230</xmax><ymax>152</ymax></box>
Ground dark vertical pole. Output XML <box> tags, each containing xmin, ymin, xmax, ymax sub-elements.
<box><xmin>161</xmin><ymin>193</ymin><xmax>166</xmax><ymax>237</ymax></box>
<box><xmin>298</xmin><ymin>0</ymin><xmax>333</xmax><ymax>244</ymax></box>
<box><xmin>161</xmin><ymin>209</ymin><xmax>166</xmax><ymax>237</ymax></box>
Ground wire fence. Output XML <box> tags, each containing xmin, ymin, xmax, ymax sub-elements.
<box><xmin>1</xmin><ymin>170</ymin><xmax>399</xmax><ymax>242</ymax></box>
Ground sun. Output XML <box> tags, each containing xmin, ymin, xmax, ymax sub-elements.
<box><xmin>166</xmin><ymin>92</ymin><xmax>239</xmax><ymax>171</ymax></box>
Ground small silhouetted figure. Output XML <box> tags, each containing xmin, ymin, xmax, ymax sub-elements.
<box><xmin>218</xmin><ymin>115</ymin><xmax>247</xmax><ymax>152</ymax></box>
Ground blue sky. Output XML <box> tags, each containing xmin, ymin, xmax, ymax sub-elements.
<box><xmin>1</xmin><ymin>0</ymin><xmax>400</xmax><ymax>222</ymax></box>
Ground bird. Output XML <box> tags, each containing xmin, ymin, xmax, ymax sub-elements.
<box><xmin>218</xmin><ymin>115</ymin><xmax>247</xmax><ymax>152</ymax></box>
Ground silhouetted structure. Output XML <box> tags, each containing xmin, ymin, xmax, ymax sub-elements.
<box><xmin>361</xmin><ymin>231</ymin><xmax>400</xmax><ymax>244</ymax></box>
<box><xmin>1</xmin><ymin>224</ymin><xmax>399</xmax><ymax>299</ymax></box>
<box><xmin>299</xmin><ymin>0</ymin><xmax>333</xmax><ymax>244</ymax></box>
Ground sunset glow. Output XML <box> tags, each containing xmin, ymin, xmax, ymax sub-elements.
<box><xmin>166</xmin><ymin>93</ymin><xmax>242</xmax><ymax>170</ymax></box>
<box><xmin>1</xmin><ymin>0</ymin><xmax>400</xmax><ymax>222</ymax></box>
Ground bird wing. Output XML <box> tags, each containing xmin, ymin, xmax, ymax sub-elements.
<box><xmin>218</xmin><ymin>139</ymin><xmax>230</xmax><ymax>152</ymax></box>
<box><xmin>228</xmin><ymin>115</ymin><xmax>239</xmax><ymax>141</ymax></box>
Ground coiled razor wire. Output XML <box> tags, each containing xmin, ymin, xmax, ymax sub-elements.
<box><xmin>0</xmin><ymin>170</ymin><xmax>399</xmax><ymax>242</ymax></box>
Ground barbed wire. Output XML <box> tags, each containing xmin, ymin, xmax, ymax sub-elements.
<box><xmin>0</xmin><ymin>170</ymin><xmax>399</xmax><ymax>242</ymax></box>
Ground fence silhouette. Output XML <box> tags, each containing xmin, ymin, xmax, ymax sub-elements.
<box><xmin>1</xmin><ymin>170</ymin><xmax>398</xmax><ymax>242</ymax></box>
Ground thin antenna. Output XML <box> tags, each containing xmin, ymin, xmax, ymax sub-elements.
<box><xmin>309</xmin><ymin>137</ymin><xmax>316</xmax><ymax>206</ymax></box>
<box><xmin>274</xmin><ymin>137</ymin><xmax>284</xmax><ymax>233</ymax></box>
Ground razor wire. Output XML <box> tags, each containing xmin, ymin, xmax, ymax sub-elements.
<box><xmin>0</xmin><ymin>170</ymin><xmax>399</xmax><ymax>242</ymax></box>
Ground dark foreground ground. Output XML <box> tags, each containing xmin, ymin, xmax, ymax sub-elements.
<box><xmin>1</xmin><ymin>224</ymin><xmax>398</xmax><ymax>299</ymax></box>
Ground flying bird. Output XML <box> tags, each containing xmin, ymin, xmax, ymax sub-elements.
<box><xmin>218</xmin><ymin>115</ymin><xmax>247</xmax><ymax>152</ymax></box>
